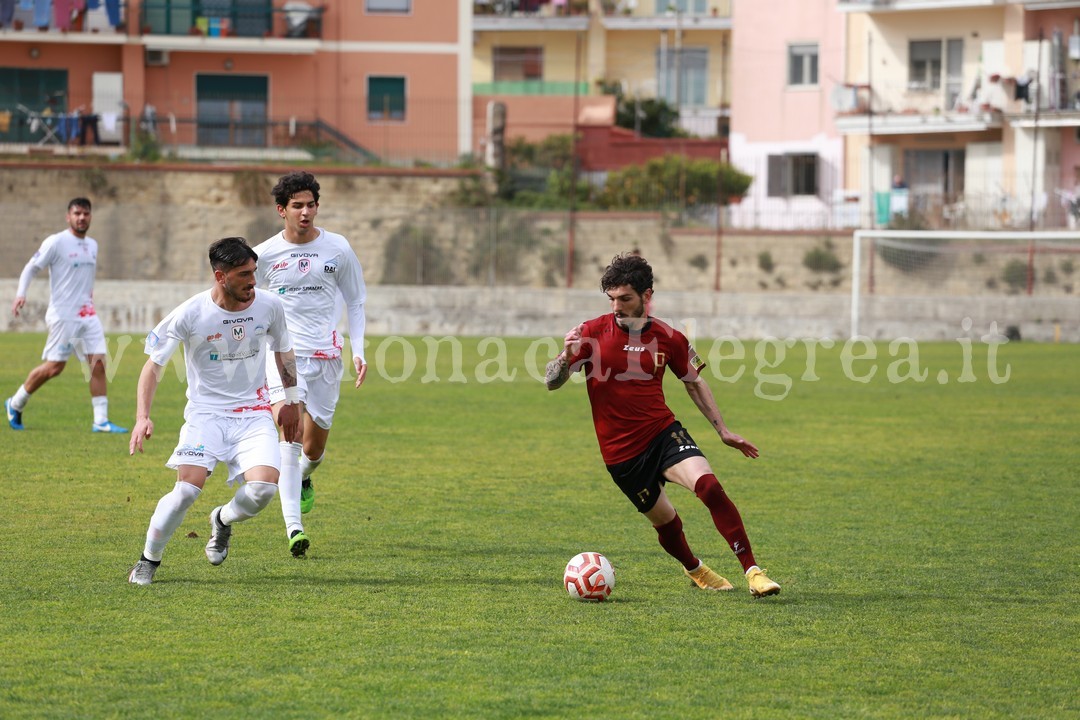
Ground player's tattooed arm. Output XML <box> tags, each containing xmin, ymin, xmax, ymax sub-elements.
<box><xmin>277</xmin><ymin>349</ymin><xmax>299</xmax><ymax>389</ymax></box>
<box><xmin>545</xmin><ymin>353</ymin><xmax>570</xmax><ymax>391</ymax></box>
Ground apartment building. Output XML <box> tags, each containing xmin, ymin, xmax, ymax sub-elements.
<box><xmin>471</xmin><ymin>0</ymin><xmax>732</xmax><ymax>156</ymax></box>
<box><xmin>838</xmin><ymin>0</ymin><xmax>1080</xmax><ymax>229</ymax></box>
<box><xmin>0</xmin><ymin>0</ymin><xmax>472</xmax><ymax>165</ymax></box>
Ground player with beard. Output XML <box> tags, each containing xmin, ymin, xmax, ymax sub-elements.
<box><xmin>127</xmin><ymin>237</ymin><xmax>300</xmax><ymax>585</ymax></box>
<box><xmin>545</xmin><ymin>253</ymin><xmax>780</xmax><ymax>598</ymax></box>
<box><xmin>6</xmin><ymin>198</ymin><xmax>127</xmax><ymax>434</ymax></box>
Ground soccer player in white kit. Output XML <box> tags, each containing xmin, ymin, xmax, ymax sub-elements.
<box><xmin>253</xmin><ymin>171</ymin><xmax>368</xmax><ymax>558</ymax></box>
<box><xmin>127</xmin><ymin>237</ymin><xmax>301</xmax><ymax>585</ymax></box>
<box><xmin>6</xmin><ymin>198</ymin><xmax>127</xmax><ymax>434</ymax></box>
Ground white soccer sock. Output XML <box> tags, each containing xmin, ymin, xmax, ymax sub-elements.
<box><xmin>91</xmin><ymin>396</ymin><xmax>109</xmax><ymax>424</ymax></box>
<box><xmin>745</xmin><ymin>565</ymin><xmax>760</xmax><ymax>576</ymax></box>
<box><xmin>299</xmin><ymin>450</ymin><xmax>324</xmax><ymax>481</ymax></box>
<box><xmin>143</xmin><ymin>481</ymin><xmax>202</xmax><ymax>562</ymax></box>
<box><xmin>279</xmin><ymin>441</ymin><xmax>304</xmax><ymax>536</ymax></box>
<box><xmin>220</xmin><ymin>481</ymin><xmax>277</xmax><ymax>524</ymax></box>
<box><xmin>11</xmin><ymin>385</ymin><xmax>31</xmax><ymax>411</ymax></box>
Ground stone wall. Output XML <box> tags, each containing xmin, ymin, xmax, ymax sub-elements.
<box><xmin>3</xmin><ymin>279</ymin><xmax>1076</xmax><ymax>342</ymax></box>
<box><xmin>0</xmin><ymin>164</ymin><xmax>1076</xmax><ymax>341</ymax></box>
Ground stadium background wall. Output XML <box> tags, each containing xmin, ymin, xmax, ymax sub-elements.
<box><xmin>0</xmin><ymin>165</ymin><xmax>1076</xmax><ymax>341</ymax></box>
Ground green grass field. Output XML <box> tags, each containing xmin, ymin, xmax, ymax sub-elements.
<box><xmin>0</xmin><ymin>332</ymin><xmax>1076</xmax><ymax>719</ymax></box>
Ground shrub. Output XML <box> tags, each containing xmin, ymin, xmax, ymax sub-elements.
<box><xmin>1002</xmin><ymin>260</ymin><xmax>1029</xmax><ymax>292</ymax></box>
<box><xmin>803</xmin><ymin>241</ymin><xmax>842</xmax><ymax>273</ymax></box>
<box><xmin>758</xmin><ymin>251</ymin><xmax>775</xmax><ymax>273</ymax></box>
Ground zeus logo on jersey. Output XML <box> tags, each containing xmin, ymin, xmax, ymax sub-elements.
<box><xmin>624</xmin><ymin>345</ymin><xmax>646</xmax><ymax>352</ymax></box>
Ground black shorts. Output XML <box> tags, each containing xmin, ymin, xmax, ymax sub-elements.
<box><xmin>605</xmin><ymin>421</ymin><xmax>705</xmax><ymax>513</ymax></box>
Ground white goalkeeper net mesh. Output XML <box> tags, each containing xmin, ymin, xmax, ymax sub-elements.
<box><xmin>858</xmin><ymin>231</ymin><xmax>1080</xmax><ymax>297</ymax></box>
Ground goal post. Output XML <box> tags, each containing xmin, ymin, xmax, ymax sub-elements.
<box><xmin>850</xmin><ymin>229</ymin><xmax>1080</xmax><ymax>339</ymax></box>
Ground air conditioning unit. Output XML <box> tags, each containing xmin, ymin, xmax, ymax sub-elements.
<box><xmin>145</xmin><ymin>49</ymin><xmax>170</xmax><ymax>67</ymax></box>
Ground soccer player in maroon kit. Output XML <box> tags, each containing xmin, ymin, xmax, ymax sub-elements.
<box><xmin>546</xmin><ymin>254</ymin><xmax>780</xmax><ymax>597</ymax></box>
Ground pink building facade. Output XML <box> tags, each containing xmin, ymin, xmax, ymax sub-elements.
<box><xmin>728</xmin><ymin>0</ymin><xmax>849</xmax><ymax>229</ymax></box>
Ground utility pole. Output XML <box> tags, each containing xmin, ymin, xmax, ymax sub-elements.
<box><xmin>567</xmin><ymin>31</ymin><xmax>583</xmax><ymax>288</ymax></box>
<box><xmin>1028</xmin><ymin>28</ymin><xmax>1044</xmax><ymax>294</ymax></box>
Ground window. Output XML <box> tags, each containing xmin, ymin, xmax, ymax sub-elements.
<box><xmin>788</xmin><ymin>44</ymin><xmax>819</xmax><ymax>86</ymax></box>
<box><xmin>368</xmin><ymin>76</ymin><xmax>406</xmax><ymax>121</ymax></box>
<box><xmin>196</xmin><ymin>74</ymin><xmax>267</xmax><ymax>147</ymax></box>
<box><xmin>909</xmin><ymin>40</ymin><xmax>942</xmax><ymax>91</ymax></box>
<box><xmin>367</xmin><ymin>0</ymin><xmax>410</xmax><ymax>11</ymax></box>
<box><xmin>0</xmin><ymin>68</ymin><xmax>68</xmax><ymax>143</ymax></box>
<box><xmin>655</xmin><ymin>0</ymin><xmax>708</xmax><ymax>13</ymax></box>
<box><xmin>493</xmin><ymin>47</ymin><xmax>544</xmax><ymax>82</ymax></box>
<box><xmin>767</xmin><ymin>153</ymin><xmax>819</xmax><ymax>197</ymax></box>
<box><xmin>655</xmin><ymin>47</ymin><xmax>708</xmax><ymax>108</ymax></box>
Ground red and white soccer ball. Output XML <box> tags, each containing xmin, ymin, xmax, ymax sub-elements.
<box><xmin>564</xmin><ymin>552</ymin><xmax>615</xmax><ymax>602</ymax></box>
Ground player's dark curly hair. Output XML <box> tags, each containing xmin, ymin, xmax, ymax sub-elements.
<box><xmin>271</xmin><ymin>171</ymin><xmax>320</xmax><ymax>208</ymax></box>
<box><xmin>600</xmin><ymin>253</ymin><xmax>653</xmax><ymax>295</ymax></box>
<box><xmin>209</xmin><ymin>237</ymin><xmax>258</xmax><ymax>271</ymax></box>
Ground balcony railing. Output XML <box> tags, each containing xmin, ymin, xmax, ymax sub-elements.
<box><xmin>140</xmin><ymin>1</ymin><xmax>324</xmax><ymax>39</ymax></box>
<box><xmin>473</xmin><ymin>0</ymin><xmax>731</xmax><ymax>19</ymax></box>
<box><xmin>473</xmin><ymin>81</ymin><xmax>590</xmax><ymax>96</ymax></box>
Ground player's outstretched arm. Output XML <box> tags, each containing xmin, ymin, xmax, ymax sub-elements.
<box><xmin>683</xmin><ymin>376</ymin><xmax>759</xmax><ymax>459</ymax></box>
<box><xmin>130</xmin><ymin>359</ymin><xmax>166</xmax><ymax>455</ymax></box>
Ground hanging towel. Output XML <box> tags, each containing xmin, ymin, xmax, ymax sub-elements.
<box><xmin>53</xmin><ymin>0</ymin><xmax>72</xmax><ymax>30</ymax></box>
<box><xmin>33</xmin><ymin>0</ymin><xmax>50</xmax><ymax>27</ymax></box>
<box><xmin>101</xmin><ymin>112</ymin><xmax>117</xmax><ymax>132</ymax></box>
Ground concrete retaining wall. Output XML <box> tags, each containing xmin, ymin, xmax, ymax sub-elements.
<box><xmin>3</xmin><ymin>280</ymin><xmax>1076</xmax><ymax>342</ymax></box>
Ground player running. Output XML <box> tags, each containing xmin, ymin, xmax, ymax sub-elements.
<box><xmin>6</xmin><ymin>198</ymin><xmax>127</xmax><ymax>434</ymax></box>
<box><xmin>253</xmin><ymin>171</ymin><xmax>368</xmax><ymax>558</ymax></box>
<box><xmin>546</xmin><ymin>253</ymin><xmax>780</xmax><ymax>598</ymax></box>
<box><xmin>127</xmin><ymin>237</ymin><xmax>301</xmax><ymax>585</ymax></box>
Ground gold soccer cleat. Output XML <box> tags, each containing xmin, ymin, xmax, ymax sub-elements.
<box><xmin>746</xmin><ymin>567</ymin><xmax>781</xmax><ymax>598</ymax></box>
<box><xmin>685</xmin><ymin>563</ymin><xmax>735</xmax><ymax>591</ymax></box>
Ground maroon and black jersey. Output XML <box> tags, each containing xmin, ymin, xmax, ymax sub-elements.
<box><xmin>566</xmin><ymin>314</ymin><xmax>706</xmax><ymax>464</ymax></box>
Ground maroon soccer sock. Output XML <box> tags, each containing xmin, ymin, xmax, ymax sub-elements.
<box><xmin>654</xmin><ymin>512</ymin><xmax>699</xmax><ymax>571</ymax></box>
<box><xmin>694</xmin><ymin>474</ymin><xmax>757</xmax><ymax>572</ymax></box>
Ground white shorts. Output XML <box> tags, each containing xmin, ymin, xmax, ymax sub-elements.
<box><xmin>42</xmin><ymin>315</ymin><xmax>107</xmax><ymax>362</ymax></box>
<box><xmin>166</xmin><ymin>411</ymin><xmax>281</xmax><ymax>484</ymax></box>
<box><xmin>265</xmin><ymin>355</ymin><xmax>344</xmax><ymax>430</ymax></box>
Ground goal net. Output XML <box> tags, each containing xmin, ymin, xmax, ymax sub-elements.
<box><xmin>850</xmin><ymin>230</ymin><xmax>1080</xmax><ymax>339</ymax></box>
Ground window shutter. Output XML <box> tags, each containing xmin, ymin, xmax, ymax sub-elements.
<box><xmin>767</xmin><ymin>155</ymin><xmax>787</xmax><ymax>198</ymax></box>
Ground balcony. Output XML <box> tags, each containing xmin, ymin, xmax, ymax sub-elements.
<box><xmin>473</xmin><ymin>80</ymin><xmax>590</xmax><ymax>95</ymax></box>
<box><xmin>473</xmin><ymin>1</ymin><xmax>588</xmax><ymax>31</ymax></box>
<box><xmin>833</xmin><ymin>81</ymin><xmax>1005</xmax><ymax>135</ymax></box>
<box><xmin>140</xmin><ymin>1</ymin><xmax>324</xmax><ymax>40</ymax></box>
<box><xmin>472</xmin><ymin>0</ymin><xmax>730</xmax><ymax>31</ymax></box>
<box><xmin>837</xmin><ymin>0</ymin><xmax>1006</xmax><ymax>12</ymax></box>
<box><xmin>602</xmin><ymin>0</ymin><xmax>731</xmax><ymax>30</ymax></box>
<box><xmin>0</xmin><ymin>0</ymin><xmax>126</xmax><ymax>36</ymax></box>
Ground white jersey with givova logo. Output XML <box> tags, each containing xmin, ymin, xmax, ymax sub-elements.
<box><xmin>28</xmin><ymin>230</ymin><xmax>98</xmax><ymax>323</ymax></box>
<box><xmin>253</xmin><ymin>229</ymin><xmax>366</xmax><ymax>360</ymax></box>
<box><xmin>145</xmin><ymin>289</ymin><xmax>292</xmax><ymax>419</ymax></box>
